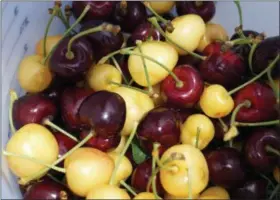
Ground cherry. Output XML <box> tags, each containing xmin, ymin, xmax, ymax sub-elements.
<box><xmin>80</xmin><ymin>20</ymin><xmax>124</xmax><ymax>61</ymax></box>
<box><xmin>78</xmin><ymin>90</ymin><xmax>126</xmax><ymax>138</ymax></box>
<box><xmin>23</xmin><ymin>177</ymin><xmax>74</xmax><ymax>200</ymax></box>
<box><xmin>136</xmin><ymin>107</ymin><xmax>181</xmax><ymax>155</ymax></box>
<box><xmin>54</xmin><ymin>131</ymin><xmax>78</xmax><ymax>158</ymax></box>
<box><xmin>72</xmin><ymin>1</ymin><xmax>115</xmax><ymax>22</ymax></box>
<box><xmin>177</xmin><ymin>51</ymin><xmax>203</xmax><ymax>67</ymax></box>
<box><xmin>212</xmin><ymin>118</ymin><xmax>230</xmax><ymax>141</ymax></box>
<box><xmin>244</xmin><ymin>128</ymin><xmax>280</xmax><ymax>172</ymax></box>
<box><xmin>161</xmin><ymin>64</ymin><xmax>204</xmax><ymax>107</ymax></box>
<box><xmin>233</xmin><ymin>82</ymin><xmax>278</xmax><ymax>122</ymax></box>
<box><xmin>111</xmin><ymin>1</ymin><xmax>147</xmax><ymax>33</ymax></box>
<box><xmin>205</xmin><ymin>147</ymin><xmax>246</xmax><ymax>189</ymax></box>
<box><xmin>60</xmin><ymin>86</ymin><xmax>94</xmax><ymax>132</ymax></box>
<box><xmin>203</xmin><ymin>41</ymin><xmax>222</xmax><ymax>56</ymax></box>
<box><xmin>165</xmin><ymin>103</ymin><xmax>197</xmax><ymax>123</ymax></box>
<box><xmin>131</xmin><ymin>158</ymin><xmax>165</xmax><ymax>196</ymax></box>
<box><xmin>80</xmin><ymin>129</ymin><xmax>120</xmax><ymax>152</ymax></box>
<box><xmin>176</xmin><ymin>1</ymin><xmax>216</xmax><ymax>22</ymax></box>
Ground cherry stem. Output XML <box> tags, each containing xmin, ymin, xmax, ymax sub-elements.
<box><xmin>226</xmin><ymin>38</ymin><xmax>253</xmax><ymax>46</ymax></box>
<box><xmin>218</xmin><ymin>118</ymin><xmax>229</xmax><ymax>132</ymax></box>
<box><xmin>110</xmin><ymin>81</ymin><xmax>150</xmax><ymax>95</ymax></box>
<box><xmin>19</xmin><ymin>130</ymin><xmax>95</xmax><ymax>185</ymax></box>
<box><xmin>266</xmin><ymin>146</ymin><xmax>280</xmax><ymax>157</ymax></box>
<box><xmin>43</xmin><ymin>4</ymin><xmax>91</xmax><ymax>65</ymax></box>
<box><xmin>148</xmin><ymin>17</ymin><xmax>207</xmax><ymax>61</ymax></box>
<box><xmin>111</xmin><ymin>56</ymin><xmax>129</xmax><ymax>85</ymax></box>
<box><xmin>98</xmin><ymin>46</ymin><xmax>136</xmax><ymax>65</ymax></box>
<box><xmin>195</xmin><ymin>127</ymin><xmax>201</xmax><ymax>149</ymax></box>
<box><xmin>57</xmin><ymin>9</ymin><xmax>71</xmax><ymax>30</ymax></box>
<box><xmin>267</xmin><ymin>68</ymin><xmax>279</xmax><ymax>104</ymax></box>
<box><xmin>111</xmin><ymin>136</ymin><xmax>127</xmax><ymax>154</ymax></box>
<box><xmin>109</xmin><ymin>122</ymin><xmax>139</xmax><ymax>185</ymax></box>
<box><xmin>248</xmin><ymin>42</ymin><xmax>258</xmax><ymax>75</ymax></box>
<box><xmin>151</xmin><ymin>143</ymin><xmax>162</xmax><ymax>199</ymax></box>
<box><xmin>230</xmin><ymin>100</ymin><xmax>251</xmax><ymax>126</ymax></box>
<box><xmin>2</xmin><ymin>151</ymin><xmax>66</xmax><ymax>173</ymax></box>
<box><xmin>9</xmin><ymin>90</ymin><xmax>18</xmax><ymax>135</ymax></box>
<box><xmin>43</xmin><ymin>119</ymin><xmax>78</xmax><ymax>142</ymax></box>
<box><xmin>235</xmin><ymin>119</ymin><xmax>280</xmax><ymax>127</ymax></box>
<box><xmin>228</xmin><ymin>54</ymin><xmax>280</xmax><ymax>95</ymax></box>
<box><xmin>269</xmin><ymin>183</ymin><xmax>280</xmax><ymax>200</ymax></box>
<box><xmin>120</xmin><ymin>180</ymin><xmax>137</xmax><ymax>196</ymax></box>
<box><xmin>120</xmin><ymin>50</ymin><xmax>184</xmax><ymax>88</ymax></box>
<box><xmin>120</xmin><ymin>0</ymin><xmax>128</xmax><ymax>15</ymax></box>
<box><xmin>195</xmin><ymin>1</ymin><xmax>203</xmax><ymax>7</ymax></box>
<box><xmin>234</xmin><ymin>0</ymin><xmax>246</xmax><ymax>39</ymax></box>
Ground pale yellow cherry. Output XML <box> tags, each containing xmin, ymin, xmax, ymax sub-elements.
<box><xmin>144</xmin><ymin>83</ymin><xmax>165</xmax><ymax>107</ymax></box>
<box><xmin>273</xmin><ymin>167</ymin><xmax>280</xmax><ymax>183</ymax></box>
<box><xmin>164</xmin><ymin>192</ymin><xmax>199</xmax><ymax>199</ymax></box>
<box><xmin>148</xmin><ymin>1</ymin><xmax>175</xmax><ymax>14</ymax></box>
<box><xmin>35</xmin><ymin>35</ymin><xmax>62</xmax><ymax>56</ymax></box>
<box><xmin>86</xmin><ymin>63</ymin><xmax>122</xmax><ymax>91</ymax></box>
<box><xmin>166</xmin><ymin>14</ymin><xmax>206</xmax><ymax>55</ymax></box>
<box><xmin>134</xmin><ymin>192</ymin><xmax>156</xmax><ymax>199</ymax></box>
<box><xmin>86</xmin><ymin>184</ymin><xmax>130</xmax><ymax>200</ymax></box>
<box><xmin>128</xmin><ymin>40</ymin><xmax>178</xmax><ymax>87</ymax></box>
<box><xmin>199</xmin><ymin>186</ymin><xmax>230</xmax><ymax>199</ymax></box>
<box><xmin>181</xmin><ymin>114</ymin><xmax>215</xmax><ymax>150</ymax></box>
<box><xmin>199</xmin><ymin>84</ymin><xmax>234</xmax><ymax>118</ymax></box>
<box><xmin>197</xmin><ymin>23</ymin><xmax>229</xmax><ymax>52</ymax></box>
<box><xmin>5</xmin><ymin>123</ymin><xmax>59</xmax><ymax>178</ymax></box>
<box><xmin>112</xmin><ymin>87</ymin><xmax>154</xmax><ymax>136</ymax></box>
<box><xmin>65</xmin><ymin>147</ymin><xmax>114</xmax><ymax>197</ymax></box>
<box><xmin>160</xmin><ymin>144</ymin><xmax>209</xmax><ymax>197</ymax></box>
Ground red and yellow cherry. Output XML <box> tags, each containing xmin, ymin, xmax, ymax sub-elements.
<box><xmin>86</xmin><ymin>184</ymin><xmax>130</xmax><ymax>199</ymax></box>
<box><xmin>144</xmin><ymin>83</ymin><xmax>165</xmax><ymax>107</ymax></box>
<box><xmin>161</xmin><ymin>64</ymin><xmax>204</xmax><ymax>107</ymax></box>
<box><xmin>159</xmin><ymin>144</ymin><xmax>209</xmax><ymax>197</ymax></box>
<box><xmin>273</xmin><ymin>167</ymin><xmax>280</xmax><ymax>183</ymax></box>
<box><xmin>199</xmin><ymin>84</ymin><xmax>234</xmax><ymax>118</ymax></box>
<box><xmin>64</xmin><ymin>147</ymin><xmax>115</xmax><ymax>197</ymax></box>
<box><xmin>134</xmin><ymin>192</ymin><xmax>156</xmax><ymax>199</ymax></box>
<box><xmin>181</xmin><ymin>114</ymin><xmax>215</xmax><ymax>150</ymax></box>
<box><xmin>86</xmin><ymin>63</ymin><xmax>122</xmax><ymax>91</ymax></box>
<box><xmin>165</xmin><ymin>14</ymin><xmax>206</xmax><ymax>55</ymax></box>
<box><xmin>35</xmin><ymin>35</ymin><xmax>63</xmax><ymax>56</ymax></box>
<box><xmin>4</xmin><ymin>123</ymin><xmax>59</xmax><ymax>179</ymax></box>
<box><xmin>128</xmin><ymin>40</ymin><xmax>178</xmax><ymax>87</ymax></box>
<box><xmin>112</xmin><ymin>86</ymin><xmax>154</xmax><ymax>136</ymax></box>
<box><xmin>18</xmin><ymin>55</ymin><xmax>52</xmax><ymax>93</ymax></box>
<box><xmin>148</xmin><ymin>1</ymin><xmax>175</xmax><ymax>14</ymax></box>
<box><xmin>199</xmin><ymin>186</ymin><xmax>230</xmax><ymax>199</ymax></box>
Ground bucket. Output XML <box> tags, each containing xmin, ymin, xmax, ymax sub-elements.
<box><xmin>1</xmin><ymin>1</ymin><xmax>279</xmax><ymax>199</ymax></box>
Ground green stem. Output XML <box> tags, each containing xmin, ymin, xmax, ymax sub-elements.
<box><xmin>248</xmin><ymin>42</ymin><xmax>258</xmax><ymax>75</ymax></box>
<box><xmin>195</xmin><ymin>127</ymin><xmax>201</xmax><ymax>148</ymax></box>
<box><xmin>269</xmin><ymin>183</ymin><xmax>280</xmax><ymax>200</ymax></box>
<box><xmin>128</xmin><ymin>79</ymin><xmax>134</xmax><ymax>86</ymax></box>
<box><xmin>266</xmin><ymin>146</ymin><xmax>280</xmax><ymax>157</ymax></box>
<box><xmin>235</xmin><ymin>120</ymin><xmax>280</xmax><ymax>127</ymax></box>
<box><xmin>120</xmin><ymin>180</ymin><xmax>137</xmax><ymax>196</ymax></box>
<box><xmin>151</xmin><ymin>143</ymin><xmax>162</xmax><ymax>199</ymax></box>
<box><xmin>109</xmin><ymin>122</ymin><xmax>139</xmax><ymax>185</ymax></box>
<box><xmin>2</xmin><ymin>151</ymin><xmax>66</xmax><ymax>173</ymax></box>
<box><xmin>43</xmin><ymin>5</ymin><xmax>91</xmax><ymax>65</ymax></box>
<box><xmin>43</xmin><ymin>119</ymin><xmax>78</xmax><ymax>142</ymax></box>
<box><xmin>98</xmin><ymin>46</ymin><xmax>136</xmax><ymax>65</ymax></box>
<box><xmin>230</xmin><ymin>100</ymin><xmax>251</xmax><ymax>126</ymax></box>
<box><xmin>111</xmin><ymin>56</ymin><xmax>129</xmax><ymax>85</ymax></box>
<box><xmin>227</xmin><ymin>38</ymin><xmax>253</xmax><ymax>46</ymax></box>
<box><xmin>228</xmin><ymin>54</ymin><xmax>280</xmax><ymax>95</ymax></box>
<box><xmin>267</xmin><ymin>69</ymin><xmax>279</xmax><ymax>104</ymax></box>
<box><xmin>218</xmin><ymin>118</ymin><xmax>229</xmax><ymax>132</ymax></box>
<box><xmin>57</xmin><ymin>10</ymin><xmax>71</xmax><ymax>30</ymax></box>
<box><xmin>148</xmin><ymin>17</ymin><xmax>206</xmax><ymax>61</ymax></box>
<box><xmin>9</xmin><ymin>90</ymin><xmax>18</xmax><ymax>135</ymax></box>
<box><xmin>234</xmin><ymin>0</ymin><xmax>246</xmax><ymax>39</ymax></box>
<box><xmin>110</xmin><ymin>81</ymin><xmax>149</xmax><ymax>95</ymax></box>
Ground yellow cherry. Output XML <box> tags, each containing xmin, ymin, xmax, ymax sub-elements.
<box><xmin>273</xmin><ymin>167</ymin><xmax>280</xmax><ymax>183</ymax></box>
<box><xmin>160</xmin><ymin>144</ymin><xmax>209</xmax><ymax>197</ymax></box>
<box><xmin>5</xmin><ymin>123</ymin><xmax>59</xmax><ymax>178</ymax></box>
<box><xmin>35</xmin><ymin>35</ymin><xmax>63</xmax><ymax>56</ymax></box>
<box><xmin>199</xmin><ymin>186</ymin><xmax>230</xmax><ymax>199</ymax></box>
<box><xmin>144</xmin><ymin>83</ymin><xmax>165</xmax><ymax>107</ymax></box>
<box><xmin>134</xmin><ymin>192</ymin><xmax>156</xmax><ymax>199</ymax></box>
<box><xmin>148</xmin><ymin>1</ymin><xmax>175</xmax><ymax>14</ymax></box>
<box><xmin>199</xmin><ymin>84</ymin><xmax>234</xmax><ymax>118</ymax></box>
<box><xmin>86</xmin><ymin>184</ymin><xmax>130</xmax><ymax>199</ymax></box>
<box><xmin>164</xmin><ymin>192</ymin><xmax>199</xmax><ymax>199</ymax></box>
<box><xmin>128</xmin><ymin>40</ymin><xmax>178</xmax><ymax>87</ymax></box>
<box><xmin>166</xmin><ymin>14</ymin><xmax>206</xmax><ymax>55</ymax></box>
<box><xmin>181</xmin><ymin>114</ymin><xmax>215</xmax><ymax>150</ymax></box>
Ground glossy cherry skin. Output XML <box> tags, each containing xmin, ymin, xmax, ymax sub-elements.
<box><xmin>211</xmin><ymin>117</ymin><xmax>230</xmax><ymax>141</ymax></box>
<box><xmin>12</xmin><ymin>93</ymin><xmax>57</xmax><ymax>130</ymax></box>
<box><xmin>80</xmin><ymin>130</ymin><xmax>120</xmax><ymax>152</ymax></box>
<box><xmin>244</xmin><ymin>128</ymin><xmax>280</xmax><ymax>172</ymax></box>
<box><xmin>49</xmin><ymin>36</ymin><xmax>93</xmax><ymax>81</ymax></box>
<box><xmin>54</xmin><ymin>131</ymin><xmax>78</xmax><ymax>157</ymax></box>
<box><xmin>161</xmin><ymin>65</ymin><xmax>204</xmax><ymax>107</ymax></box>
<box><xmin>112</xmin><ymin>1</ymin><xmax>147</xmax><ymax>33</ymax></box>
<box><xmin>203</xmin><ymin>41</ymin><xmax>222</xmax><ymax>56</ymax></box>
<box><xmin>60</xmin><ymin>87</ymin><xmax>94</xmax><ymax>132</ymax></box>
<box><xmin>80</xmin><ymin>20</ymin><xmax>124</xmax><ymax>61</ymax></box>
<box><xmin>205</xmin><ymin>147</ymin><xmax>246</xmax><ymax>189</ymax></box>
<box><xmin>136</xmin><ymin>107</ymin><xmax>181</xmax><ymax>155</ymax></box>
<box><xmin>177</xmin><ymin>51</ymin><xmax>204</xmax><ymax>67</ymax></box>
<box><xmin>78</xmin><ymin>90</ymin><xmax>126</xmax><ymax>138</ymax></box>
<box><xmin>72</xmin><ymin>1</ymin><xmax>115</xmax><ymax>22</ymax></box>
<box><xmin>234</xmin><ymin>82</ymin><xmax>278</xmax><ymax>122</ymax></box>
<box><xmin>23</xmin><ymin>177</ymin><xmax>73</xmax><ymax>200</ymax></box>
<box><xmin>164</xmin><ymin>103</ymin><xmax>197</xmax><ymax>123</ymax></box>
<box><xmin>131</xmin><ymin>158</ymin><xmax>165</xmax><ymax>196</ymax></box>
<box><xmin>176</xmin><ymin>1</ymin><xmax>216</xmax><ymax>22</ymax></box>
<box><xmin>230</xmin><ymin>179</ymin><xmax>267</xmax><ymax>200</ymax></box>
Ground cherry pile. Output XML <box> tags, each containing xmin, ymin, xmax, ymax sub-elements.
<box><xmin>3</xmin><ymin>1</ymin><xmax>280</xmax><ymax>200</ymax></box>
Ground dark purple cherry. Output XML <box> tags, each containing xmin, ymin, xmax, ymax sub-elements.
<box><xmin>72</xmin><ymin>1</ymin><xmax>115</xmax><ymax>22</ymax></box>
<box><xmin>137</xmin><ymin>107</ymin><xmax>181</xmax><ymax>155</ymax></box>
<box><xmin>205</xmin><ymin>147</ymin><xmax>246</xmax><ymax>189</ymax></box>
<box><xmin>176</xmin><ymin>1</ymin><xmax>216</xmax><ymax>22</ymax></box>
<box><xmin>177</xmin><ymin>51</ymin><xmax>204</xmax><ymax>67</ymax></box>
<box><xmin>49</xmin><ymin>36</ymin><xmax>93</xmax><ymax>81</ymax></box>
<box><xmin>245</xmin><ymin>128</ymin><xmax>280</xmax><ymax>172</ymax></box>
<box><xmin>78</xmin><ymin>90</ymin><xmax>126</xmax><ymax>138</ymax></box>
<box><xmin>112</xmin><ymin>1</ymin><xmax>147</xmax><ymax>33</ymax></box>
<box><xmin>164</xmin><ymin>103</ymin><xmax>197</xmax><ymax>123</ymax></box>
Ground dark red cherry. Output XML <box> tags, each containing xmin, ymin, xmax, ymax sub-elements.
<box><xmin>177</xmin><ymin>51</ymin><xmax>204</xmax><ymax>67</ymax></box>
<box><xmin>137</xmin><ymin>107</ymin><xmax>181</xmax><ymax>155</ymax></box>
<box><xmin>164</xmin><ymin>103</ymin><xmax>197</xmax><ymax>123</ymax></box>
<box><xmin>205</xmin><ymin>147</ymin><xmax>246</xmax><ymax>189</ymax></box>
<box><xmin>131</xmin><ymin>158</ymin><xmax>165</xmax><ymax>196</ymax></box>
<box><xmin>78</xmin><ymin>90</ymin><xmax>126</xmax><ymax>138</ymax></box>
<box><xmin>161</xmin><ymin>65</ymin><xmax>204</xmax><ymax>108</ymax></box>
<box><xmin>49</xmin><ymin>36</ymin><xmax>93</xmax><ymax>81</ymax></box>
<box><xmin>112</xmin><ymin>1</ymin><xmax>147</xmax><ymax>33</ymax></box>
<box><xmin>176</xmin><ymin>1</ymin><xmax>216</xmax><ymax>22</ymax></box>
<box><xmin>60</xmin><ymin>87</ymin><xmax>94</xmax><ymax>132</ymax></box>
<box><xmin>234</xmin><ymin>82</ymin><xmax>278</xmax><ymax>122</ymax></box>
<box><xmin>54</xmin><ymin>131</ymin><xmax>78</xmax><ymax>157</ymax></box>
<box><xmin>203</xmin><ymin>41</ymin><xmax>222</xmax><ymax>56</ymax></box>
<box><xmin>244</xmin><ymin>128</ymin><xmax>280</xmax><ymax>172</ymax></box>
<box><xmin>12</xmin><ymin>93</ymin><xmax>56</xmax><ymax>130</ymax></box>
